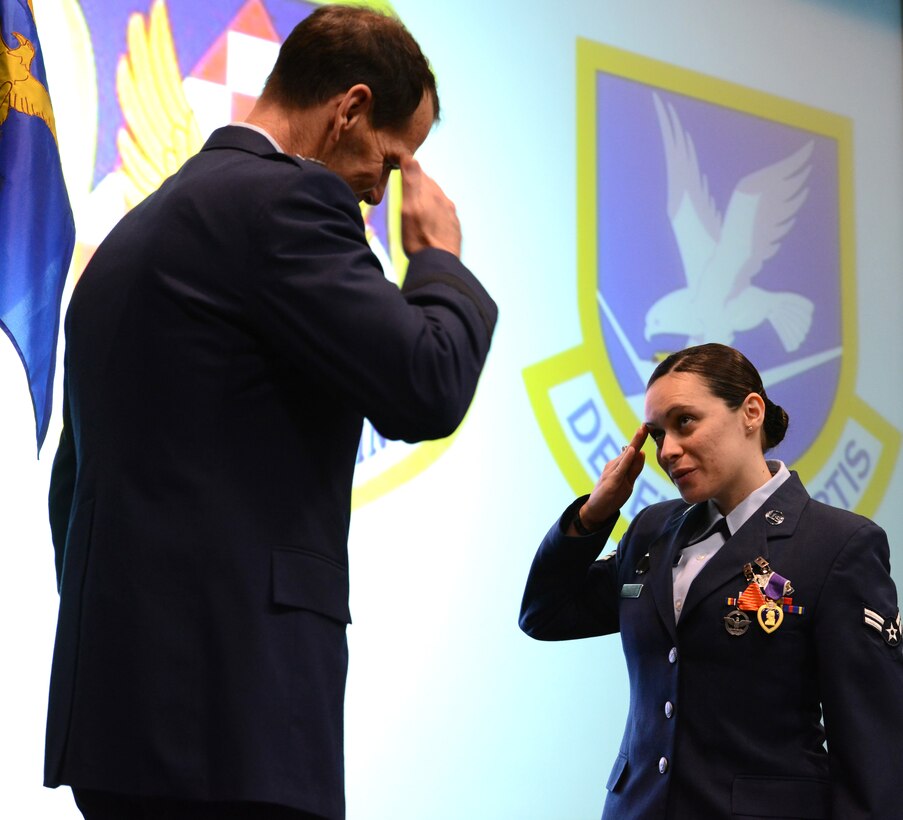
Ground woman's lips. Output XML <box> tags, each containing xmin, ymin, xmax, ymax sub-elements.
<box><xmin>670</xmin><ymin>467</ymin><xmax>694</xmax><ymax>484</ymax></box>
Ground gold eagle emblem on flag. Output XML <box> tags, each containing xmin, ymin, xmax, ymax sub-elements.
<box><xmin>0</xmin><ymin>1</ymin><xmax>58</xmax><ymax>143</ymax></box>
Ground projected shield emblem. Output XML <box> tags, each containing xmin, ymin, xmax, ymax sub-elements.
<box><xmin>523</xmin><ymin>39</ymin><xmax>899</xmax><ymax>537</ymax></box>
<box><xmin>596</xmin><ymin>79</ymin><xmax>838</xmax><ymax>467</ymax></box>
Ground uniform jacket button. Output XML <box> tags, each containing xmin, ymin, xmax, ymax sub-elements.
<box><xmin>659</xmin><ymin>756</ymin><xmax>669</xmax><ymax>774</ymax></box>
<box><xmin>668</xmin><ymin>647</ymin><xmax>678</xmax><ymax>664</ymax></box>
<box><xmin>664</xmin><ymin>701</ymin><xmax>674</xmax><ymax>719</ymax></box>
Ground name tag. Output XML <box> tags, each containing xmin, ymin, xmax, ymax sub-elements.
<box><xmin>620</xmin><ymin>583</ymin><xmax>644</xmax><ymax>599</ymax></box>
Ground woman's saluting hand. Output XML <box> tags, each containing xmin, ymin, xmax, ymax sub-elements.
<box><xmin>569</xmin><ymin>425</ymin><xmax>648</xmax><ymax>535</ymax></box>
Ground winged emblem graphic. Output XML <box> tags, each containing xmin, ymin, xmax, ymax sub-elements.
<box><xmin>1</xmin><ymin>21</ymin><xmax>58</xmax><ymax>142</ymax></box>
<box><xmin>115</xmin><ymin>0</ymin><xmax>203</xmax><ymax>210</ymax></box>
<box><xmin>645</xmin><ymin>92</ymin><xmax>815</xmax><ymax>352</ymax></box>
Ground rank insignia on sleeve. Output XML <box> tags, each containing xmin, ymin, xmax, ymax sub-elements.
<box><xmin>864</xmin><ymin>608</ymin><xmax>901</xmax><ymax>647</ymax></box>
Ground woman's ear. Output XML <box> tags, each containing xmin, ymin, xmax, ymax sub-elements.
<box><xmin>742</xmin><ymin>392</ymin><xmax>766</xmax><ymax>433</ymax></box>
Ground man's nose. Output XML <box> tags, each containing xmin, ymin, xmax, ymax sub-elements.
<box><xmin>363</xmin><ymin>170</ymin><xmax>391</xmax><ymax>206</ymax></box>
<box><xmin>362</xmin><ymin>187</ymin><xmax>384</xmax><ymax>206</ymax></box>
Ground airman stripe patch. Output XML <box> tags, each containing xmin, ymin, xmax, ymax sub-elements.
<box><xmin>863</xmin><ymin>608</ymin><xmax>901</xmax><ymax>646</ymax></box>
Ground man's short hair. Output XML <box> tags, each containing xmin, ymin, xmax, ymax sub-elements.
<box><xmin>263</xmin><ymin>4</ymin><xmax>439</xmax><ymax>130</ymax></box>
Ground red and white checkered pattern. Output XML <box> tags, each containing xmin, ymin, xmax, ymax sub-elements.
<box><xmin>182</xmin><ymin>0</ymin><xmax>281</xmax><ymax>139</ymax></box>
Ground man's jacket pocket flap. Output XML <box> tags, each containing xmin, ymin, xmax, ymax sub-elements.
<box><xmin>271</xmin><ymin>548</ymin><xmax>351</xmax><ymax>624</ymax></box>
<box><xmin>606</xmin><ymin>752</ymin><xmax>628</xmax><ymax>792</ymax></box>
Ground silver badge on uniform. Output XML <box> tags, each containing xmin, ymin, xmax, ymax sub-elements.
<box><xmin>723</xmin><ymin>609</ymin><xmax>751</xmax><ymax>636</ymax></box>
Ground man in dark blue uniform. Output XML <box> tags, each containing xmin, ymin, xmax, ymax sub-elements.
<box><xmin>45</xmin><ymin>7</ymin><xmax>497</xmax><ymax>819</ymax></box>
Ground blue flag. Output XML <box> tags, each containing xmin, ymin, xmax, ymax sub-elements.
<box><xmin>0</xmin><ymin>0</ymin><xmax>74</xmax><ymax>452</ymax></box>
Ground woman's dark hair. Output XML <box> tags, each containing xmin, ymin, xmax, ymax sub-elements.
<box><xmin>647</xmin><ymin>343</ymin><xmax>789</xmax><ymax>452</ymax></box>
<box><xmin>262</xmin><ymin>5</ymin><xmax>439</xmax><ymax>130</ymax></box>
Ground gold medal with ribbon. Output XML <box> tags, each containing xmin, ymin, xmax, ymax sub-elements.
<box><xmin>757</xmin><ymin>600</ymin><xmax>784</xmax><ymax>634</ymax></box>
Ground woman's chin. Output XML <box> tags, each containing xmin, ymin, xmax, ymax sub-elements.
<box><xmin>674</xmin><ymin>481</ymin><xmax>707</xmax><ymax>506</ymax></box>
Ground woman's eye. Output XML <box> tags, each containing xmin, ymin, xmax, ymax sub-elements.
<box><xmin>678</xmin><ymin>415</ymin><xmax>694</xmax><ymax>427</ymax></box>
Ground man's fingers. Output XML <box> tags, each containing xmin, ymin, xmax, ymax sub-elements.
<box><xmin>399</xmin><ymin>155</ymin><xmax>421</xmax><ymax>191</ymax></box>
<box><xmin>399</xmin><ymin>157</ymin><xmax>461</xmax><ymax>257</ymax></box>
<box><xmin>399</xmin><ymin>154</ymin><xmax>419</xmax><ymax>175</ymax></box>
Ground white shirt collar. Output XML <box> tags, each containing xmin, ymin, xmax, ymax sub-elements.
<box><xmin>230</xmin><ymin>122</ymin><xmax>284</xmax><ymax>153</ymax></box>
<box><xmin>695</xmin><ymin>460</ymin><xmax>791</xmax><ymax>536</ymax></box>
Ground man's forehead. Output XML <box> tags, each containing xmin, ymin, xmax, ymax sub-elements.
<box><xmin>380</xmin><ymin>93</ymin><xmax>436</xmax><ymax>149</ymax></box>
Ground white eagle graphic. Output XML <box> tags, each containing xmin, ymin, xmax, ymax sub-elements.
<box><xmin>644</xmin><ymin>93</ymin><xmax>815</xmax><ymax>352</ymax></box>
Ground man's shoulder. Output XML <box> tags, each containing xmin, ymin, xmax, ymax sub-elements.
<box><xmin>193</xmin><ymin>126</ymin><xmax>352</xmax><ymax>194</ymax></box>
<box><xmin>174</xmin><ymin>127</ymin><xmax>361</xmax><ymax>228</ymax></box>
<box><xmin>201</xmin><ymin>124</ymin><xmax>279</xmax><ymax>157</ymax></box>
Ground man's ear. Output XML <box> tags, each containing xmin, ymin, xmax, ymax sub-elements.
<box><xmin>329</xmin><ymin>84</ymin><xmax>374</xmax><ymax>141</ymax></box>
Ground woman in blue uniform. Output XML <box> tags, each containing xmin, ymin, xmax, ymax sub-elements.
<box><xmin>519</xmin><ymin>343</ymin><xmax>903</xmax><ymax>819</ymax></box>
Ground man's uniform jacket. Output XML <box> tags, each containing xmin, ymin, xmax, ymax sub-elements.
<box><xmin>520</xmin><ymin>473</ymin><xmax>903</xmax><ymax>819</ymax></box>
<box><xmin>45</xmin><ymin>126</ymin><xmax>497</xmax><ymax>819</ymax></box>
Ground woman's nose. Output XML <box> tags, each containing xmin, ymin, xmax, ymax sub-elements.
<box><xmin>659</xmin><ymin>434</ymin><xmax>680</xmax><ymax>461</ymax></box>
